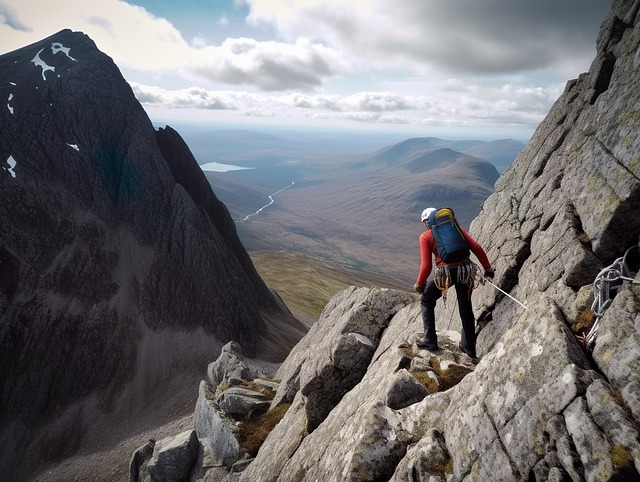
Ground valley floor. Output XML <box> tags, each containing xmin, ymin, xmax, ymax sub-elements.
<box><xmin>250</xmin><ymin>250</ymin><xmax>411</xmax><ymax>322</ymax></box>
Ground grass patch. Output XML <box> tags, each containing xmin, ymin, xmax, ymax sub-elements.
<box><xmin>410</xmin><ymin>370</ymin><xmax>440</xmax><ymax>394</ymax></box>
<box><xmin>430</xmin><ymin>457</ymin><xmax>453</xmax><ymax>476</ymax></box>
<box><xmin>611</xmin><ymin>444</ymin><xmax>633</xmax><ymax>471</ymax></box>
<box><xmin>240</xmin><ymin>379</ymin><xmax>276</xmax><ymax>399</ymax></box>
<box><xmin>250</xmin><ymin>250</ymin><xmax>408</xmax><ymax>322</ymax></box>
<box><xmin>410</xmin><ymin>357</ymin><xmax>473</xmax><ymax>393</ymax></box>
<box><xmin>429</xmin><ymin>357</ymin><xmax>473</xmax><ymax>391</ymax></box>
<box><xmin>571</xmin><ymin>308</ymin><xmax>595</xmax><ymax>335</ymax></box>
<box><xmin>578</xmin><ymin>231</ymin><xmax>592</xmax><ymax>247</ymax></box>
<box><xmin>238</xmin><ymin>403</ymin><xmax>291</xmax><ymax>457</ymax></box>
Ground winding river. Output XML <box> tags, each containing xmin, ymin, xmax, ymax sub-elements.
<box><xmin>236</xmin><ymin>181</ymin><xmax>295</xmax><ymax>223</ymax></box>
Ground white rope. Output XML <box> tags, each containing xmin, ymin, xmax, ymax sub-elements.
<box><xmin>583</xmin><ymin>245</ymin><xmax>640</xmax><ymax>351</ymax></box>
<box><xmin>482</xmin><ymin>277</ymin><xmax>528</xmax><ymax>310</ymax></box>
<box><xmin>467</xmin><ymin>261</ymin><xmax>528</xmax><ymax>310</ymax></box>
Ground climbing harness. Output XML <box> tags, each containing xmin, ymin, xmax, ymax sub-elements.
<box><xmin>434</xmin><ymin>261</ymin><xmax>479</xmax><ymax>303</ymax></box>
<box><xmin>434</xmin><ymin>260</ymin><xmax>528</xmax><ymax>311</ymax></box>
<box><xmin>433</xmin><ymin>266</ymin><xmax>452</xmax><ymax>300</ymax></box>
<box><xmin>435</xmin><ymin>261</ymin><xmax>480</xmax><ymax>331</ymax></box>
<box><xmin>581</xmin><ymin>243</ymin><xmax>640</xmax><ymax>351</ymax></box>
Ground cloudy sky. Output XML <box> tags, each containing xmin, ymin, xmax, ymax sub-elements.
<box><xmin>1</xmin><ymin>0</ymin><xmax>611</xmax><ymax>139</ymax></box>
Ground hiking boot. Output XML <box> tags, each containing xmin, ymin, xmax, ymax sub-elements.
<box><xmin>417</xmin><ymin>343</ymin><xmax>439</xmax><ymax>351</ymax></box>
<box><xmin>415</xmin><ymin>335</ymin><xmax>438</xmax><ymax>351</ymax></box>
<box><xmin>458</xmin><ymin>343</ymin><xmax>477</xmax><ymax>359</ymax></box>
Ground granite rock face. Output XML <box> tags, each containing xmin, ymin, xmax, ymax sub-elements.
<box><xmin>466</xmin><ymin>0</ymin><xmax>640</xmax><ymax>420</ymax></box>
<box><xmin>0</xmin><ymin>29</ymin><xmax>304</xmax><ymax>479</ymax></box>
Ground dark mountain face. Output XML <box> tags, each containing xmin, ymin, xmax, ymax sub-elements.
<box><xmin>0</xmin><ymin>29</ymin><xmax>304</xmax><ymax>478</ymax></box>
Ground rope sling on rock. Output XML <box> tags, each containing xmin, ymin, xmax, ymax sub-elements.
<box><xmin>581</xmin><ymin>243</ymin><xmax>640</xmax><ymax>351</ymax></box>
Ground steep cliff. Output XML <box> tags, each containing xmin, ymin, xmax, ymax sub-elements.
<box><xmin>0</xmin><ymin>29</ymin><xmax>305</xmax><ymax>479</ymax></box>
<box><xmin>149</xmin><ymin>1</ymin><xmax>640</xmax><ymax>481</ymax></box>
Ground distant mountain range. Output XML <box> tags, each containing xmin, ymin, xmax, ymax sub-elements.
<box><xmin>191</xmin><ymin>132</ymin><xmax>523</xmax><ymax>283</ymax></box>
<box><xmin>180</xmin><ymin>126</ymin><xmax>524</xmax><ymax>174</ymax></box>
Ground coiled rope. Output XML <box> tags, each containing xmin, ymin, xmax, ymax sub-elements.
<box><xmin>581</xmin><ymin>244</ymin><xmax>640</xmax><ymax>351</ymax></box>
<box><xmin>435</xmin><ymin>261</ymin><xmax>479</xmax><ymax>331</ymax></box>
<box><xmin>434</xmin><ymin>261</ymin><xmax>480</xmax><ymax>303</ymax></box>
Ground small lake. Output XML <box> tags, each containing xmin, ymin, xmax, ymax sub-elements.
<box><xmin>200</xmin><ymin>162</ymin><xmax>252</xmax><ymax>172</ymax></box>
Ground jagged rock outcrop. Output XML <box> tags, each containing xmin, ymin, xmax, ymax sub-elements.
<box><xmin>157</xmin><ymin>1</ymin><xmax>639</xmax><ymax>480</ymax></box>
<box><xmin>0</xmin><ymin>29</ymin><xmax>305</xmax><ymax>479</ymax></box>
<box><xmin>131</xmin><ymin>288</ymin><xmax>429</xmax><ymax>480</ymax></box>
<box><xmin>130</xmin><ymin>430</ymin><xmax>199</xmax><ymax>482</ymax></box>
<box><xmin>129</xmin><ymin>340</ymin><xmax>284</xmax><ymax>480</ymax></box>
<box><xmin>269</xmin><ymin>286</ymin><xmax>416</xmax><ymax>431</ymax></box>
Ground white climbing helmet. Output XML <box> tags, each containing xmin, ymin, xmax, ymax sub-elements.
<box><xmin>421</xmin><ymin>207</ymin><xmax>436</xmax><ymax>223</ymax></box>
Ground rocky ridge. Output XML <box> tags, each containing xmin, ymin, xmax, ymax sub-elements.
<box><xmin>132</xmin><ymin>1</ymin><xmax>640</xmax><ymax>481</ymax></box>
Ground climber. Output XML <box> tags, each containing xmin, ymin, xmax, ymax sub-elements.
<box><xmin>413</xmin><ymin>207</ymin><xmax>495</xmax><ymax>359</ymax></box>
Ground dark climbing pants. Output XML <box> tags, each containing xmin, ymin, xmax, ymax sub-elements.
<box><xmin>421</xmin><ymin>267</ymin><xmax>476</xmax><ymax>356</ymax></box>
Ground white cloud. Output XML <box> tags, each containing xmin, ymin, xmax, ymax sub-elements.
<box><xmin>0</xmin><ymin>0</ymin><xmax>191</xmax><ymax>70</ymax></box>
<box><xmin>243</xmin><ymin>0</ymin><xmax>608</xmax><ymax>79</ymax></box>
<box><xmin>190</xmin><ymin>35</ymin><xmax>208</xmax><ymax>49</ymax></box>
<box><xmin>132</xmin><ymin>78</ymin><xmax>557</xmax><ymax>132</ymax></box>
<box><xmin>0</xmin><ymin>2</ymin><xmax>30</xmax><ymax>31</ymax></box>
<box><xmin>131</xmin><ymin>83</ymin><xmax>239</xmax><ymax>110</ymax></box>
<box><xmin>189</xmin><ymin>37</ymin><xmax>350</xmax><ymax>91</ymax></box>
<box><xmin>243</xmin><ymin>108</ymin><xmax>276</xmax><ymax>118</ymax></box>
<box><xmin>344</xmin><ymin>92</ymin><xmax>411</xmax><ymax>112</ymax></box>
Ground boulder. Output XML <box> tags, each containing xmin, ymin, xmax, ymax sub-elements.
<box><xmin>130</xmin><ymin>431</ymin><xmax>198</xmax><ymax>482</ymax></box>
<box><xmin>207</xmin><ymin>342</ymin><xmax>252</xmax><ymax>387</ymax></box>
<box><xmin>216</xmin><ymin>387</ymin><xmax>270</xmax><ymax>419</ymax></box>
<box><xmin>390</xmin><ymin>429</ymin><xmax>451</xmax><ymax>481</ymax></box>
<box><xmin>130</xmin><ymin>439</ymin><xmax>154</xmax><ymax>482</ymax></box>
<box><xmin>270</xmin><ymin>286</ymin><xmax>415</xmax><ymax>410</ymax></box>
<box><xmin>385</xmin><ymin>369</ymin><xmax>429</xmax><ymax>410</ymax></box>
<box><xmin>272</xmin><ymin>287</ymin><xmax>415</xmax><ymax>433</ymax></box>
<box><xmin>194</xmin><ymin>381</ymin><xmax>240</xmax><ymax>468</ymax></box>
<box><xmin>147</xmin><ymin>430</ymin><xmax>198</xmax><ymax>482</ymax></box>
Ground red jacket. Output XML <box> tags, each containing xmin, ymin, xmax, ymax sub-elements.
<box><xmin>416</xmin><ymin>227</ymin><xmax>490</xmax><ymax>286</ymax></box>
